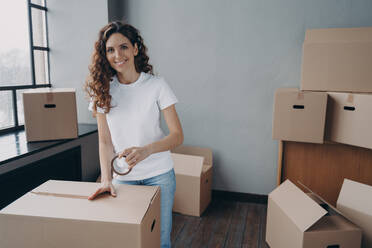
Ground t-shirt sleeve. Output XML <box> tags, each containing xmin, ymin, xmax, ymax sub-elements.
<box><xmin>88</xmin><ymin>98</ymin><xmax>105</xmax><ymax>114</ymax></box>
<box><xmin>157</xmin><ymin>78</ymin><xmax>178</xmax><ymax>110</ymax></box>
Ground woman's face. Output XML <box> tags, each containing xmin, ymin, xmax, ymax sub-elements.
<box><xmin>105</xmin><ymin>32</ymin><xmax>138</xmax><ymax>74</ymax></box>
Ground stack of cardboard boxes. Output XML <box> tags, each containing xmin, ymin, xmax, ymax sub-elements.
<box><xmin>269</xmin><ymin>27</ymin><xmax>372</xmax><ymax>248</ymax></box>
<box><xmin>273</xmin><ymin>27</ymin><xmax>372</xmax><ymax>147</ymax></box>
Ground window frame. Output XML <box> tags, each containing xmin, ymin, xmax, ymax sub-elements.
<box><xmin>0</xmin><ymin>0</ymin><xmax>51</xmax><ymax>135</ymax></box>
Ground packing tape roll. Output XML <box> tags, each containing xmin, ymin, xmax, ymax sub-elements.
<box><xmin>111</xmin><ymin>154</ymin><xmax>132</xmax><ymax>176</ymax></box>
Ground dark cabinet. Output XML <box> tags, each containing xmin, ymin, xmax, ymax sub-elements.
<box><xmin>0</xmin><ymin>146</ymin><xmax>82</xmax><ymax>210</ymax></box>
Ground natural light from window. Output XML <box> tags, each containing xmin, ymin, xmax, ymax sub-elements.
<box><xmin>0</xmin><ymin>1</ymin><xmax>31</xmax><ymax>86</ymax></box>
<box><xmin>0</xmin><ymin>0</ymin><xmax>48</xmax><ymax>131</ymax></box>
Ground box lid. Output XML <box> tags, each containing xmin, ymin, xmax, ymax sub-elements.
<box><xmin>337</xmin><ymin>179</ymin><xmax>372</xmax><ymax>217</ymax></box>
<box><xmin>23</xmin><ymin>88</ymin><xmax>76</xmax><ymax>94</ymax></box>
<box><xmin>172</xmin><ymin>145</ymin><xmax>212</xmax><ymax>166</ymax></box>
<box><xmin>171</xmin><ymin>153</ymin><xmax>204</xmax><ymax>177</ymax></box>
<box><xmin>0</xmin><ymin>180</ymin><xmax>159</xmax><ymax>225</ymax></box>
<box><xmin>275</xmin><ymin>87</ymin><xmax>328</xmax><ymax>98</ymax></box>
<box><xmin>304</xmin><ymin>27</ymin><xmax>372</xmax><ymax>43</ymax></box>
<box><xmin>269</xmin><ymin>180</ymin><xmax>327</xmax><ymax>232</ymax></box>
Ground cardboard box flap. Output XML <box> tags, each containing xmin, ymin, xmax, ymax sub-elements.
<box><xmin>1</xmin><ymin>180</ymin><xmax>158</xmax><ymax>225</ymax></box>
<box><xmin>270</xmin><ymin>180</ymin><xmax>327</xmax><ymax>232</ymax></box>
<box><xmin>275</xmin><ymin>87</ymin><xmax>299</xmax><ymax>93</ymax></box>
<box><xmin>305</xmin><ymin>27</ymin><xmax>372</xmax><ymax>43</ymax></box>
<box><xmin>337</xmin><ymin>179</ymin><xmax>372</xmax><ymax>217</ymax></box>
<box><xmin>172</xmin><ymin>145</ymin><xmax>212</xmax><ymax>166</ymax></box>
<box><xmin>24</xmin><ymin>88</ymin><xmax>76</xmax><ymax>94</ymax></box>
<box><xmin>141</xmin><ymin>186</ymin><xmax>160</xmax><ymax>222</ymax></box>
<box><xmin>298</xmin><ymin>181</ymin><xmax>345</xmax><ymax>217</ymax></box>
<box><xmin>171</xmin><ymin>153</ymin><xmax>204</xmax><ymax>177</ymax></box>
<box><xmin>274</xmin><ymin>87</ymin><xmax>328</xmax><ymax>100</ymax></box>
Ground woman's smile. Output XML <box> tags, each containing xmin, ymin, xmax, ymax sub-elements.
<box><xmin>114</xmin><ymin>59</ymin><xmax>127</xmax><ymax>66</ymax></box>
<box><xmin>105</xmin><ymin>32</ymin><xmax>138</xmax><ymax>74</ymax></box>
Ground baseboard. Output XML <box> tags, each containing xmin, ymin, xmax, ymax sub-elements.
<box><xmin>212</xmin><ymin>190</ymin><xmax>268</xmax><ymax>204</ymax></box>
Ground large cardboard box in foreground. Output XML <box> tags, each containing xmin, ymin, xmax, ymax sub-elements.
<box><xmin>272</xmin><ymin>88</ymin><xmax>328</xmax><ymax>143</ymax></box>
<box><xmin>171</xmin><ymin>145</ymin><xmax>213</xmax><ymax>216</ymax></box>
<box><xmin>301</xmin><ymin>27</ymin><xmax>372</xmax><ymax>93</ymax></box>
<box><xmin>0</xmin><ymin>180</ymin><xmax>160</xmax><ymax>248</ymax></box>
<box><xmin>326</xmin><ymin>92</ymin><xmax>372</xmax><ymax>149</ymax></box>
<box><xmin>337</xmin><ymin>179</ymin><xmax>372</xmax><ymax>248</ymax></box>
<box><xmin>266</xmin><ymin>180</ymin><xmax>361</xmax><ymax>248</ymax></box>
<box><xmin>23</xmin><ymin>88</ymin><xmax>78</xmax><ymax>142</ymax></box>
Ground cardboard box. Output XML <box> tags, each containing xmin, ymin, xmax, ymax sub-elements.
<box><xmin>0</xmin><ymin>180</ymin><xmax>160</xmax><ymax>248</ymax></box>
<box><xmin>301</xmin><ymin>27</ymin><xmax>372</xmax><ymax>93</ymax></box>
<box><xmin>272</xmin><ymin>88</ymin><xmax>328</xmax><ymax>143</ymax></box>
<box><xmin>337</xmin><ymin>179</ymin><xmax>372</xmax><ymax>248</ymax></box>
<box><xmin>23</xmin><ymin>88</ymin><xmax>78</xmax><ymax>142</ymax></box>
<box><xmin>266</xmin><ymin>180</ymin><xmax>361</xmax><ymax>248</ymax></box>
<box><xmin>325</xmin><ymin>92</ymin><xmax>372</xmax><ymax>149</ymax></box>
<box><xmin>171</xmin><ymin>145</ymin><xmax>213</xmax><ymax>216</ymax></box>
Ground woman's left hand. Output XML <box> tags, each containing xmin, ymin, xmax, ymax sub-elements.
<box><xmin>118</xmin><ymin>146</ymin><xmax>152</xmax><ymax>169</ymax></box>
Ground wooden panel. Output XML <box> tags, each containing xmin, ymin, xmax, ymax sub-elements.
<box><xmin>281</xmin><ymin>141</ymin><xmax>372</xmax><ymax>206</ymax></box>
<box><xmin>277</xmin><ymin>141</ymin><xmax>283</xmax><ymax>186</ymax></box>
<box><xmin>358</xmin><ymin>149</ymin><xmax>372</xmax><ymax>184</ymax></box>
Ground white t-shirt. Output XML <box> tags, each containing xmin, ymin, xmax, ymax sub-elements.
<box><xmin>89</xmin><ymin>72</ymin><xmax>178</xmax><ymax>180</ymax></box>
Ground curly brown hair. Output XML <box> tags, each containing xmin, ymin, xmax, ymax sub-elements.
<box><xmin>85</xmin><ymin>21</ymin><xmax>153</xmax><ymax>114</ymax></box>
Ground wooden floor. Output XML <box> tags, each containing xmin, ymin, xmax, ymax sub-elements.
<box><xmin>171</xmin><ymin>199</ymin><xmax>269</xmax><ymax>248</ymax></box>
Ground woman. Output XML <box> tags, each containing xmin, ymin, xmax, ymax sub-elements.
<box><xmin>85</xmin><ymin>21</ymin><xmax>183</xmax><ymax>248</ymax></box>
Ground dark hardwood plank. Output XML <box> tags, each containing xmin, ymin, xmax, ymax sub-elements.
<box><xmin>173</xmin><ymin>215</ymin><xmax>202</xmax><ymax>248</ymax></box>
<box><xmin>171</xmin><ymin>199</ymin><xmax>268</xmax><ymax>248</ymax></box>
<box><xmin>259</xmin><ymin>205</ymin><xmax>269</xmax><ymax>248</ymax></box>
<box><xmin>242</xmin><ymin>203</ymin><xmax>261</xmax><ymax>248</ymax></box>
<box><xmin>207</xmin><ymin>200</ymin><xmax>236</xmax><ymax>248</ymax></box>
<box><xmin>188</xmin><ymin>200</ymin><xmax>223</xmax><ymax>247</ymax></box>
<box><xmin>171</xmin><ymin>213</ymin><xmax>189</xmax><ymax>244</ymax></box>
<box><xmin>224</xmin><ymin>202</ymin><xmax>249</xmax><ymax>248</ymax></box>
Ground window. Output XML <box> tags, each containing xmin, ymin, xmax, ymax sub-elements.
<box><xmin>0</xmin><ymin>0</ymin><xmax>50</xmax><ymax>134</ymax></box>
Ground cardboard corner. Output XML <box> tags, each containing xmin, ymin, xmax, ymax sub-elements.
<box><xmin>337</xmin><ymin>179</ymin><xmax>372</xmax><ymax>217</ymax></box>
<box><xmin>171</xmin><ymin>153</ymin><xmax>204</xmax><ymax>177</ymax></box>
<box><xmin>269</xmin><ymin>180</ymin><xmax>327</xmax><ymax>232</ymax></box>
<box><xmin>171</xmin><ymin>145</ymin><xmax>213</xmax><ymax>166</ymax></box>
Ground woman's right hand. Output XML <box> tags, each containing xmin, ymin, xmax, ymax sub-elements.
<box><xmin>88</xmin><ymin>181</ymin><xmax>117</xmax><ymax>200</ymax></box>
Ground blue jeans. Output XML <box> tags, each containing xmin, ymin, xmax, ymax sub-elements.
<box><xmin>112</xmin><ymin>169</ymin><xmax>176</xmax><ymax>248</ymax></box>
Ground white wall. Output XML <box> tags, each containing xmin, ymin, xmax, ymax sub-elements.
<box><xmin>47</xmin><ymin>0</ymin><xmax>108</xmax><ymax>124</ymax></box>
<box><xmin>111</xmin><ymin>0</ymin><xmax>372</xmax><ymax>195</ymax></box>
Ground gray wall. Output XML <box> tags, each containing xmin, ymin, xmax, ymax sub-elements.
<box><xmin>47</xmin><ymin>0</ymin><xmax>108</xmax><ymax>125</ymax></box>
<box><xmin>107</xmin><ymin>0</ymin><xmax>372</xmax><ymax>195</ymax></box>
